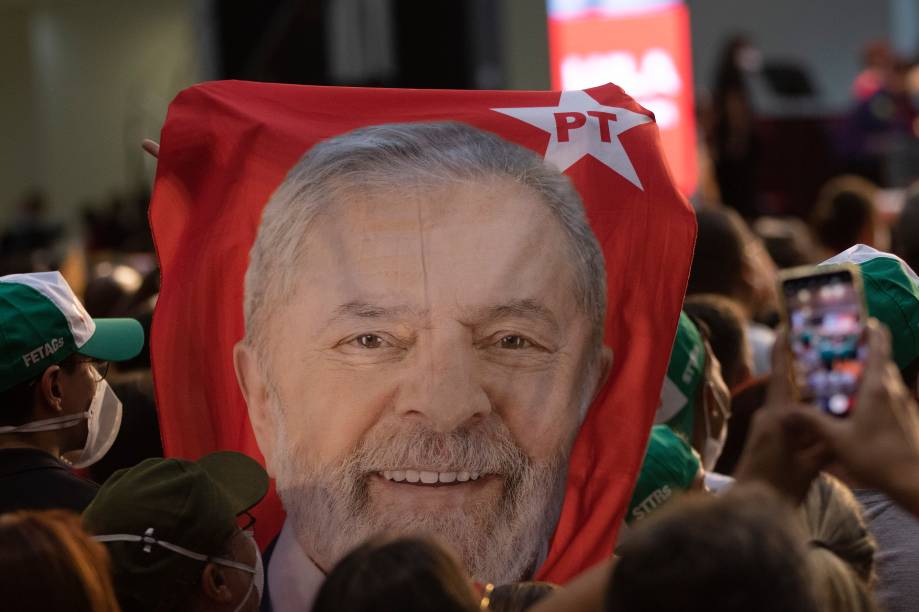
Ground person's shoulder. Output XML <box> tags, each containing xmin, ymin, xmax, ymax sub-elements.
<box><xmin>0</xmin><ymin>448</ymin><xmax>98</xmax><ymax>513</ymax></box>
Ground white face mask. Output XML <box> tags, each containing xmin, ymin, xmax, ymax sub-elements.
<box><xmin>0</xmin><ymin>379</ymin><xmax>122</xmax><ymax>468</ymax></box>
<box><xmin>65</xmin><ymin>379</ymin><xmax>123</xmax><ymax>468</ymax></box>
<box><xmin>701</xmin><ymin>383</ymin><xmax>728</xmax><ymax>472</ymax></box>
<box><xmin>95</xmin><ymin>528</ymin><xmax>264</xmax><ymax>610</ymax></box>
<box><xmin>226</xmin><ymin>531</ymin><xmax>264</xmax><ymax>612</ymax></box>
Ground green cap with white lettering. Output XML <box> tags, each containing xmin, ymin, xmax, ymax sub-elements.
<box><xmin>654</xmin><ymin>312</ymin><xmax>705</xmax><ymax>442</ymax></box>
<box><xmin>626</xmin><ymin>425</ymin><xmax>701</xmax><ymax>525</ymax></box>
<box><xmin>821</xmin><ymin>244</ymin><xmax>919</xmax><ymax>371</ymax></box>
<box><xmin>0</xmin><ymin>272</ymin><xmax>144</xmax><ymax>392</ymax></box>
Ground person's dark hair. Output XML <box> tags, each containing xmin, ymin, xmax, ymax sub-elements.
<box><xmin>810</xmin><ymin>176</ymin><xmax>878</xmax><ymax>254</ymax></box>
<box><xmin>606</xmin><ymin>485</ymin><xmax>818</xmax><ymax>612</ymax></box>
<box><xmin>684</xmin><ymin>294</ymin><xmax>750</xmax><ymax>389</ymax></box>
<box><xmin>713</xmin><ymin>375</ymin><xmax>769</xmax><ymax>475</ymax></box>
<box><xmin>0</xmin><ymin>510</ymin><xmax>120</xmax><ymax>612</ymax></box>
<box><xmin>488</xmin><ymin>581</ymin><xmax>558</xmax><ymax>612</ymax></box>
<box><xmin>892</xmin><ymin>186</ymin><xmax>919</xmax><ymax>278</ymax></box>
<box><xmin>312</xmin><ymin>536</ymin><xmax>478</xmax><ymax>612</ymax></box>
<box><xmin>688</xmin><ymin>209</ymin><xmax>748</xmax><ymax>300</ymax></box>
<box><xmin>0</xmin><ymin>353</ymin><xmax>81</xmax><ymax>427</ymax></box>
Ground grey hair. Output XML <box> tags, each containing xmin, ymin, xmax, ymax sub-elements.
<box><xmin>243</xmin><ymin>121</ymin><xmax>607</xmax><ymax>362</ymax></box>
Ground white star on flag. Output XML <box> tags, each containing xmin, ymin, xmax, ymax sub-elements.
<box><xmin>492</xmin><ymin>89</ymin><xmax>653</xmax><ymax>190</ymax></box>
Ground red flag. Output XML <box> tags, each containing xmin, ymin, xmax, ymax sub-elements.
<box><xmin>149</xmin><ymin>81</ymin><xmax>695</xmax><ymax>583</ymax></box>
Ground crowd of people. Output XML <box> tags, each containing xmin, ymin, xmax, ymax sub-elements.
<box><xmin>2</xmin><ymin>34</ymin><xmax>919</xmax><ymax>612</ymax></box>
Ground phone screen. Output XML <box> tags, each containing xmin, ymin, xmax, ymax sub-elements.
<box><xmin>782</xmin><ymin>269</ymin><xmax>867</xmax><ymax>417</ymax></box>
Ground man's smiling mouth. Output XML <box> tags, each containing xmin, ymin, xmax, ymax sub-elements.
<box><xmin>378</xmin><ymin>470</ymin><xmax>484</xmax><ymax>485</ymax></box>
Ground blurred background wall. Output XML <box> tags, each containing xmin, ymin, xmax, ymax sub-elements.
<box><xmin>0</xmin><ymin>0</ymin><xmax>916</xmax><ymax>229</ymax></box>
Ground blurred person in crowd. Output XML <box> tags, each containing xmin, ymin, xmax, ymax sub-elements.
<box><xmin>0</xmin><ymin>191</ymin><xmax>61</xmax><ymax>259</ymax></box>
<box><xmin>713</xmin><ymin>375</ymin><xmax>769</xmax><ymax>476</ymax></box>
<box><xmin>311</xmin><ymin>536</ymin><xmax>480</xmax><ymax>612</ymax></box>
<box><xmin>606</xmin><ymin>484</ymin><xmax>818</xmax><ymax>612</ymax></box>
<box><xmin>654</xmin><ymin>313</ymin><xmax>732</xmax><ymax>491</ymax></box>
<box><xmin>0</xmin><ymin>509</ymin><xmax>120</xmax><ymax>612</ymax></box>
<box><xmin>802</xmin><ymin>475</ymin><xmax>879</xmax><ymax>612</ymax></box>
<box><xmin>753</xmin><ymin>216</ymin><xmax>820</xmax><ymax>268</ymax></box>
<box><xmin>232</xmin><ymin>123</ymin><xmax>613</xmax><ymax>609</ymax></box>
<box><xmin>892</xmin><ymin>183</ymin><xmax>919</xmax><ymax>273</ymax></box>
<box><xmin>82</xmin><ymin>263</ymin><xmax>163</xmax><ymax>484</ymax></box>
<box><xmin>810</xmin><ymin>175</ymin><xmax>882</xmax><ymax>258</ymax></box>
<box><xmin>83</xmin><ymin>452</ymin><xmax>268</xmax><ymax>612</ymax></box>
<box><xmin>83</xmin><ymin>265</ymin><xmax>143</xmax><ymax>319</ymax></box>
<box><xmin>622</xmin><ymin>424</ymin><xmax>703</xmax><ymax>534</ymax></box>
<box><xmin>852</xmin><ymin>42</ymin><xmax>896</xmax><ymax>103</ymax></box>
<box><xmin>0</xmin><ymin>272</ymin><xmax>143</xmax><ymax>513</ymax></box>
<box><xmin>710</xmin><ymin>36</ymin><xmax>762</xmax><ymax>218</ymax></box>
<box><xmin>843</xmin><ymin>51</ymin><xmax>918</xmax><ymax>184</ymax></box>
<box><xmin>683</xmin><ymin>294</ymin><xmax>753</xmax><ymax>390</ymax></box>
<box><xmin>816</xmin><ymin>245</ymin><xmax>919</xmax><ymax>612</ymax></box>
<box><xmin>487</xmin><ymin>582</ymin><xmax>558</xmax><ymax>612</ymax></box>
<box><xmin>688</xmin><ymin>208</ymin><xmax>778</xmax><ymax>376</ymax></box>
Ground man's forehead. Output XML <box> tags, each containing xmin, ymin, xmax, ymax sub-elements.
<box><xmin>289</xmin><ymin>179</ymin><xmax>582</xmax><ymax>306</ymax></box>
<box><xmin>314</xmin><ymin>176</ymin><xmax>556</xmax><ymax>232</ymax></box>
<box><xmin>326</xmin><ymin>297</ymin><xmax>565</xmax><ymax>329</ymax></box>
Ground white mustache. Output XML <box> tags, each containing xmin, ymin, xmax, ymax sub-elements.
<box><xmin>347</xmin><ymin>420</ymin><xmax>532</xmax><ymax>484</ymax></box>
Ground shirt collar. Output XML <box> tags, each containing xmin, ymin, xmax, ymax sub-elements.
<box><xmin>267</xmin><ymin>519</ymin><xmax>326</xmax><ymax>612</ymax></box>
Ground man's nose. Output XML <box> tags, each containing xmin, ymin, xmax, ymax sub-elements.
<box><xmin>395</xmin><ymin>342</ymin><xmax>492</xmax><ymax>432</ymax></box>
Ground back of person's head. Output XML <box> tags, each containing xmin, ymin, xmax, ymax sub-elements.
<box><xmin>808</xmin><ymin>549</ymin><xmax>879</xmax><ymax>612</ymax></box>
<box><xmin>684</xmin><ymin>294</ymin><xmax>751</xmax><ymax>389</ymax></box>
<box><xmin>606</xmin><ymin>485</ymin><xmax>817</xmax><ymax>612</ymax></box>
<box><xmin>0</xmin><ymin>510</ymin><xmax>120</xmax><ymax>612</ymax></box>
<box><xmin>801</xmin><ymin>475</ymin><xmax>879</xmax><ymax>612</ymax></box>
<box><xmin>893</xmin><ymin>184</ymin><xmax>919</xmax><ymax>274</ymax></box>
<box><xmin>83</xmin><ymin>453</ymin><xmax>268</xmax><ymax>612</ymax></box>
<box><xmin>811</xmin><ymin>176</ymin><xmax>879</xmax><ymax>254</ymax></box>
<box><xmin>487</xmin><ymin>581</ymin><xmax>557</xmax><ymax>612</ymax></box>
<box><xmin>688</xmin><ymin>208</ymin><xmax>748</xmax><ymax>302</ymax></box>
<box><xmin>312</xmin><ymin>536</ymin><xmax>478</xmax><ymax>612</ymax></box>
<box><xmin>801</xmin><ymin>475</ymin><xmax>876</xmax><ymax>584</ymax></box>
<box><xmin>820</xmin><ymin>244</ymin><xmax>919</xmax><ymax>397</ymax></box>
<box><xmin>753</xmin><ymin>216</ymin><xmax>819</xmax><ymax>268</ymax></box>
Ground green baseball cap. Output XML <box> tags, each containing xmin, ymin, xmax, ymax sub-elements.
<box><xmin>655</xmin><ymin>312</ymin><xmax>705</xmax><ymax>441</ymax></box>
<box><xmin>83</xmin><ymin>451</ymin><xmax>269</xmax><ymax>611</ymax></box>
<box><xmin>626</xmin><ymin>425</ymin><xmax>701</xmax><ymax>525</ymax></box>
<box><xmin>0</xmin><ymin>271</ymin><xmax>144</xmax><ymax>391</ymax></box>
<box><xmin>821</xmin><ymin>245</ymin><xmax>919</xmax><ymax>370</ymax></box>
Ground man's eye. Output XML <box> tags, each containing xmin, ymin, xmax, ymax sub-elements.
<box><xmin>498</xmin><ymin>335</ymin><xmax>531</xmax><ymax>350</ymax></box>
<box><xmin>354</xmin><ymin>334</ymin><xmax>385</xmax><ymax>349</ymax></box>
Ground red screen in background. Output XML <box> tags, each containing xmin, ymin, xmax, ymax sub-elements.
<box><xmin>547</xmin><ymin>0</ymin><xmax>697</xmax><ymax>196</ymax></box>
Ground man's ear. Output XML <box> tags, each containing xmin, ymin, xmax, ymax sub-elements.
<box><xmin>200</xmin><ymin>563</ymin><xmax>233</xmax><ymax>604</ymax></box>
<box><xmin>233</xmin><ymin>341</ymin><xmax>277</xmax><ymax>474</ymax></box>
<box><xmin>38</xmin><ymin>365</ymin><xmax>64</xmax><ymax>414</ymax></box>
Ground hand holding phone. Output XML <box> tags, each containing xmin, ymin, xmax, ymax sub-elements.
<box><xmin>779</xmin><ymin>264</ymin><xmax>868</xmax><ymax>417</ymax></box>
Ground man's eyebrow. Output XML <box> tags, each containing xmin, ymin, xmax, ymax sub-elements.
<box><xmin>328</xmin><ymin>301</ymin><xmax>426</xmax><ymax>323</ymax></box>
<box><xmin>475</xmin><ymin>299</ymin><xmax>560</xmax><ymax>332</ymax></box>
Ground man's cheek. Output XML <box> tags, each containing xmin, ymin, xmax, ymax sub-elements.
<box><xmin>296</xmin><ymin>380</ymin><xmax>395</xmax><ymax>463</ymax></box>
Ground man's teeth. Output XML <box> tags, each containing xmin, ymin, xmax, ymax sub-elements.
<box><xmin>381</xmin><ymin>470</ymin><xmax>481</xmax><ymax>483</ymax></box>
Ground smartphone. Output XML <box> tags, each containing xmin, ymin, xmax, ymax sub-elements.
<box><xmin>779</xmin><ymin>264</ymin><xmax>868</xmax><ymax>417</ymax></box>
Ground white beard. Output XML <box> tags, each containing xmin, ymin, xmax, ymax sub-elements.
<box><xmin>271</xmin><ymin>410</ymin><xmax>569</xmax><ymax>584</ymax></box>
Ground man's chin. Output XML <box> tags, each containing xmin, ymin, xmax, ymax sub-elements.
<box><xmin>282</xmin><ymin>478</ymin><xmax>545</xmax><ymax>584</ymax></box>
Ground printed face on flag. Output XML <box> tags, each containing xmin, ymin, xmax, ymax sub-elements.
<box><xmin>151</xmin><ymin>81</ymin><xmax>696</xmax><ymax>586</ymax></box>
<box><xmin>233</xmin><ymin>123</ymin><xmax>612</xmax><ymax>582</ymax></box>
